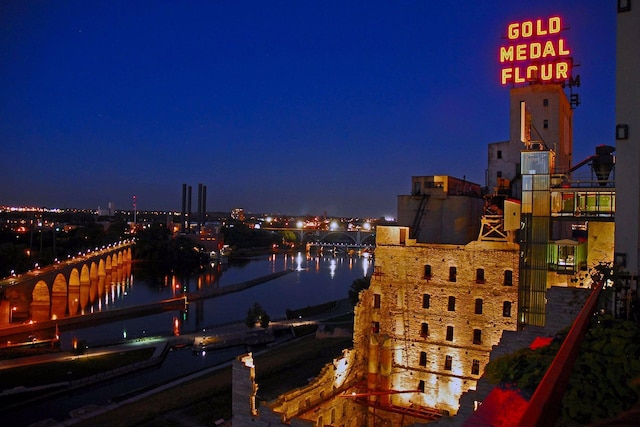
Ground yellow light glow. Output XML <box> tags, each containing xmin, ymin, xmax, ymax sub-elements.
<box><xmin>333</xmin><ymin>357</ymin><xmax>349</xmax><ymax>388</ymax></box>
<box><xmin>501</xmin><ymin>61</ymin><xmax>571</xmax><ymax>85</ymax></box>
<box><xmin>241</xmin><ymin>353</ymin><xmax>255</xmax><ymax>368</ymax></box>
<box><xmin>499</xmin><ymin>16</ymin><xmax>571</xmax><ymax>85</ymax></box>
<box><xmin>507</xmin><ymin>16</ymin><xmax>561</xmax><ymax>40</ymax></box>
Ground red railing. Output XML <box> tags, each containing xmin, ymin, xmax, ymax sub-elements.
<box><xmin>517</xmin><ymin>280</ymin><xmax>604</xmax><ymax>427</ymax></box>
<box><xmin>463</xmin><ymin>280</ymin><xmax>604</xmax><ymax>427</ymax></box>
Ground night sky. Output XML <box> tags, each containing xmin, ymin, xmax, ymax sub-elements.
<box><xmin>0</xmin><ymin>1</ymin><xmax>615</xmax><ymax>218</ymax></box>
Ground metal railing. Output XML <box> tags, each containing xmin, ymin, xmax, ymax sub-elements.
<box><xmin>517</xmin><ymin>279</ymin><xmax>604</xmax><ymax>427</ymax></box>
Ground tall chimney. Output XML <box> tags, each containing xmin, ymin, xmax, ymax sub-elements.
<box><xmin>202</xmin><ymin>185</ymin><xmax>207</xmax><ymax>226</ymax></box>
<box><xmin>181</xmin><ymin>184</ymin><xmax>187</xmax><ymax>233</ymax></box>
<box><xmin>187</xmin><ymin>185</ymin><xmax>192</xmax><ymax>234</ymax></box>
<box><xmin>197</xmin><ymin>183</ymin><xmax>203</xmax><ymax>233</ymax></box>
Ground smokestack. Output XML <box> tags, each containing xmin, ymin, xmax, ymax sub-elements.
<box><xmin>197</xmin><ymin>183</ymin><xmax>203</xmax><ymax>234</ymax></box>
<box><xmin>187</xmin><ymin>185</ymin><xmax>192</xmax><ymax>234</ymax></box>
<box><xmin>181</xmin><ymin>184</ymin><xmax>187</xmax><ymax>233</ymax></box>
<box><xmin>202</xmin><ymin>185</ymin><xmax>207</xmax><ymax>226</ymax></box>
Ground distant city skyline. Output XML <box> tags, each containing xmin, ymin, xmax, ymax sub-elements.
<box><xmin>0</xmin><ymin>1</ymin><xmax>615</xmax><ymax>217</ymax></box>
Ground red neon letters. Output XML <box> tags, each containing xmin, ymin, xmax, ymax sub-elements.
<box><xmin>499</xmin><ymin>16</ymin><xmax>572</xmax><ymax>85</ymax></box>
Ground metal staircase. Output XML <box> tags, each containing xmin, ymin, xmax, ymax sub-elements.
<box><xmin>410</xmin><ymin>194</ymin><xmax>430</xmax><ymax>239</ymax></box>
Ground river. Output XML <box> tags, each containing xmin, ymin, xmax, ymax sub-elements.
<box><xmin>2</xmin><ymin>251</ymin><xmax>372</xmax><ymax>425</ymax></box>
<box><xmin>64</xmin><ymin>250</ymin><xmax>372</xmax><ymax>347</ymax></box>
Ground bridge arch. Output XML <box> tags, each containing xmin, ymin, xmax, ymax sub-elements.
<box><xmin>98</xmin><ymin>259</ymin><xmax>106</xmax><ymax>277</ymax></box>
<box><xmin>361</xmin><ymin>234</ymin><xmax>376</xmax><ymax>245</ymax></box>
<box><xmin>51</xmin><ymin>273</ymin><xmax>67</xmax><ymax>319</ymax></box>
<box><xmin>68</xmin><ymin>268</ymin><xmax>80</xmax><ymax>316</ymax></box>
<box><xmin>302</xmin><ymin>231</ymin><xmax>321</xmax><ymax>243</ymax></box>
<box><xmin>80</xmin><ymin>264</ymin><xmax>90</xmax><ymax>313</ymax></box>
<box><xmin>89</xmin><ymin>261</ymin><xmax>99</xmax><ymax>280</ymax></box>
<box><xmin>98</xmin><ymin>259</ymin><xmax>107</xmax><ymax>299</ymax></box>
<box><xmin>116</xmin><ymin>257</ymin><xmax>126</xmax><ymax>282</ymax></box>
<box><xmin>1</xmin><ymin>241</ymin><xmax>135</xmax><ymax>325</ymax></box>
<box><xmin>31</xmin><ymin>280</ymin><xmax>50</xmax><ymax>321</ymax></box>
<box><xmin>319</xmin><ymin>232</ymin><xmax>357</xmax><ymax>244</ymax></box>
<box><xmin>89</xmin><ymin>261</ymin><xmax>99</xmax><ymax>304</ymax></box>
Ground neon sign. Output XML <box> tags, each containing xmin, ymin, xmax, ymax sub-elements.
<box><xmin>499</xmin><ymin>16</ymin><xmax>572</xmax><ymax>85</ymax></box>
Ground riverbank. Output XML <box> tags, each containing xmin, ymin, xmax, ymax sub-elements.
<box><xmin>71</xmin><ymin>334</ymin><xmax>354</xmax><ymax>426</ymax></box>
<box><xmin>186</xmin><ymin>268</ymin><xmax>294</xmax><ymax>301</ymax></box>
<box><xmin>228</xmin><ymin>245</ymin><xmax>306</xmax><ymax>258</ymax></box>
<box><xmin>0</xmin><ymin>269</ymin><xmax>295</xmax><ymax>348</ymax></box>
<box><xmin>0</xmin><ymin>298</ymin><xmax>354</xmax><ymax>425</ymax></box>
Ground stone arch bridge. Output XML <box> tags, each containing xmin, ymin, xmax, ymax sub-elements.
<box><xmin>264</xmin><ymin>228</ymin><xmax>376</xmax><ymax>248</ymax></box>
<box><xmin>0</xmin><ymin>242</ymin><xmax>134</xmax><ymax>326</ymax></box>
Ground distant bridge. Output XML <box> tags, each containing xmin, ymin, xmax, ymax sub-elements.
<box><xmin>0</xmin><ymin>241</ymin><xmax>134</xmax><ymax>325</ymax></box>
<box><xmin>262</xmin><ymin>227</ymin><xmax>376</xmax><ymax>248</ymax></box>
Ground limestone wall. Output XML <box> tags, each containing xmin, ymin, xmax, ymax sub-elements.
<box><xmin>262</xmin><ymin>348</ymin><xmax>367</xmax><ymax>427</ymax></box>
<box><xmin>359</xmin><ymin>229</ymin><xmax>520</xmax><ymax>416</ymax></box>
<box><xmin>234</xmin><ymin>228</ymin><xmax>522</xmax><ymax>426</ymax></box>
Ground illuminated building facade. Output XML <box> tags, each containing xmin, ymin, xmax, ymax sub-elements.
<box><xmin>231</xmin><ymin>10</ymin><xmax>624</xmax><ymax>427</ymax></box>
<box><xmin>356</xmin><ymin>226</ymin><xmax>520</xmax><ymax>418</ymax></box>
<box><xmin>232</xmin><ymin>224</ymin><xmax>520</xmax><ymax>426</ymax></box>
<box><xmin>487</xmin><ymin>84</ymin><xmax>574</xmax><ymax>198</ymax></box>
<box><xmin>489</xmin><ymin>15</ymin><xmax>576</xmax><ymax>197</ymax></box>
<box><xmin>232</xmin><ymin>208</ymin><xmax>246</xmax><ymax>222</ymax></box>
<box><xmin>488</xmin><ymin>14</ymin><xmax>616</xmax><ymax>327</ymax></box>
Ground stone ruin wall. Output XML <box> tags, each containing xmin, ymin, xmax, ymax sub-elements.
<box><xmin>256</xmin><ymin>347</ymin><xmax>368</xmax><ymax>427</ymax></box>
<box><xmin>361</xmin><ymin>234</ymin><xmax>520</xmax><ymax>416</ymax></box>
<box><xmin>234</xmin><ymin>225</ymin><xmax>523</xmax><ymax>425</ymax></box>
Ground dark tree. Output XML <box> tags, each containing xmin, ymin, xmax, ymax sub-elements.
<box><xmin>223</xmin><ymin>220</ymin><xmax>281</xmax><ymax>250</ymax></box>
<box><xmin>245</xmin><ymin>302</ymin><xmax>270</xmax><ymax>329</ymax></box>
<box><xmin>348</xmin><ymin>276</ymin><xmax>371</xmax><ymax>306</ymax></box>
<box><xmin>133</xmin><ymin>222</ymin><xmax>172</xmax><ymax>264</ymax></box>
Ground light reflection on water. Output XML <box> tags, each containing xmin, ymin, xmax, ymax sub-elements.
<box><xmin>64</xmin><ymin>251</ymin><xmax>372</xmax><ymax>347</ymax></box>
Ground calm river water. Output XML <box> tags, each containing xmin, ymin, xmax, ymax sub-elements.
<box><xmin>3</xmin><ymin>251</ymin><xmax>372</xmax><ymax>425</ymax></box>
<box><xmin>63</xmin><ymin>250</ymin><xmax>373</xmax><ymax>347</ymax></box>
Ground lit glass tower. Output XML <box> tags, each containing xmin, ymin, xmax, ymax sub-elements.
<box><xmin>519</xmin><ymin>149</ymin><xmax>554</xmax><ymax>326</ymax></box>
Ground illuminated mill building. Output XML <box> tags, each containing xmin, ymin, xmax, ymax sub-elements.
<box><xmin>231</xmin><ymin>10</ymin><xmax>631</xmax><ymax>426</ymax></box>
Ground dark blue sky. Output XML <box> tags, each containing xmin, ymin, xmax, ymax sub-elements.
<box><xmin>0</xmin><ymin>1</ymin><xmax>615</xmax><ymax>217</ymax></box>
